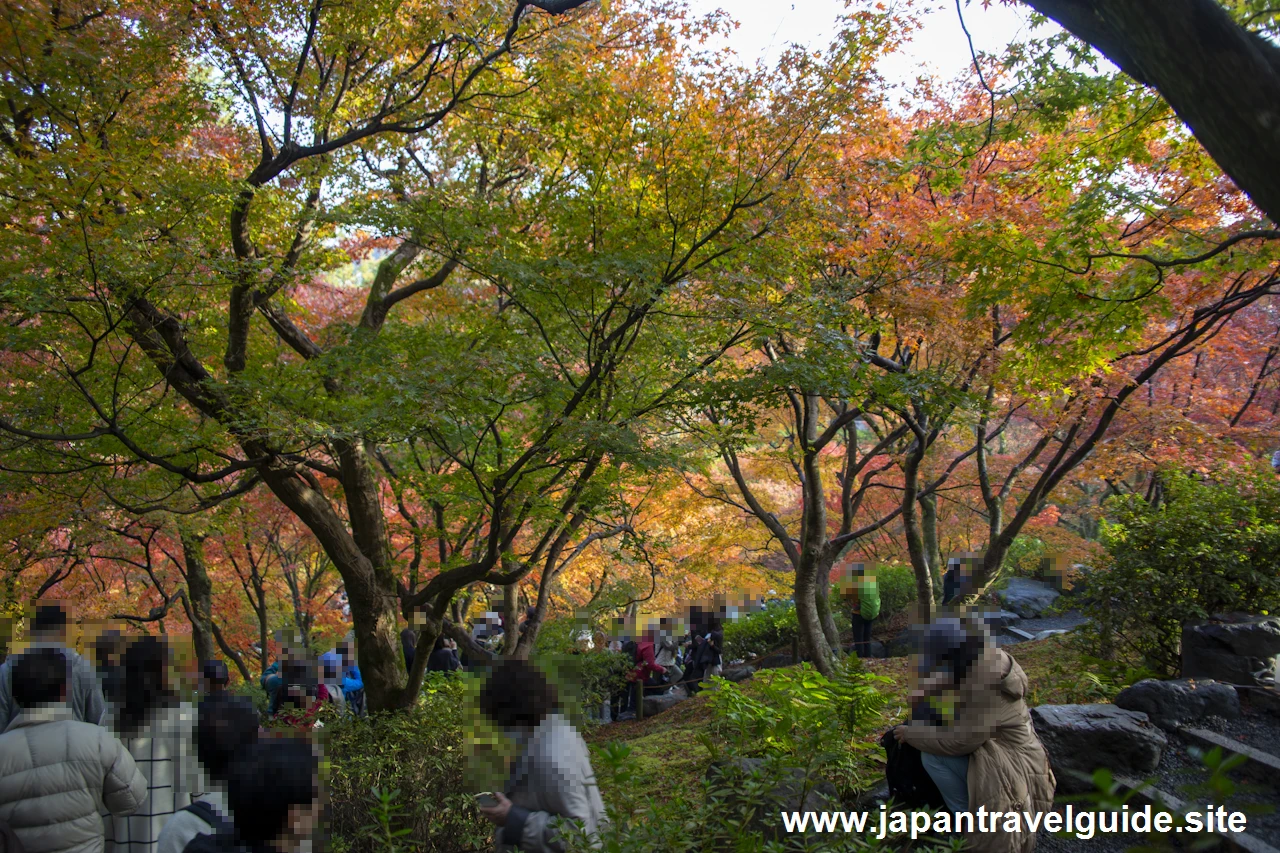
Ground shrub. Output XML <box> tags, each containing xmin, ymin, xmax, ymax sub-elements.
<box><xmin>722</xmin><ymin>601</ymin><xmax>800</xmax><ymax>660</ymax></box>
<box><xmin>324</xmin><ymin>674</ymin><xmax>490</xmax><ymax>853</ymax></box>
<box><xmin>705</xmin><ymin>662</ymin><xmax>887</xmax><ymax>760</ymax></box>
<box><xmin>874</xmin><ymin>562</ymin><xmax>917</xmax><ymax>620</ymax></box>
<box><xmin>1081</xmin><ymin>468</ymin><xmax>1280</xmax><ymax>676</ymax></box>
<box><xmin>540</xmin><ymin>648</ymin><xmax>633</xmax><ymax>724</ymax></box>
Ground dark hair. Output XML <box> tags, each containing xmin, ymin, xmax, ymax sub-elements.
<box><xmin>478</xmin><ymin>658</ymin><xmax>558</xmax><ymax>729</ymax></box>
<box><xmin>119</xmin><ymin>635</ymin><xmax>177</xmax><ymax>736</ymax></box>
<box><xmin>31</xmin><ymin>604</ymin><xmax>67</xmax><ymax>635</ymax></box>
<box><xmin>196</xmin><ymin>695</ymin><xmax>260</xmax><ymax>784</ymax></box>
<box><xmin>432</xmin><ymin>634</ymin><xmax>446</xmax><ymax>653</ymax></box>
<box><xmin>226</xmin><ymin>738</ymin><xmax>319</xmax><ymax>844</ymax></box>
<box><xmin>202</xmin><ymin>659</ymin><xmax>230</xmax><ymax>687</ymax></box>
<box><xmin>12</xmin><ymin>648</ymin><xmax>68</xmax><ymax>708</ymax></box>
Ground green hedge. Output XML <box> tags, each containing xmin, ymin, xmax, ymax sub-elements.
<box><xmin>1081</xmin><ymin>468</ymin><xmax>1280</xmax><ymax>676</ymax></box>
<box><xmin>323</xmin><ymin>674</ymin><xmax>490</xmax><ymax>853</ymax></box>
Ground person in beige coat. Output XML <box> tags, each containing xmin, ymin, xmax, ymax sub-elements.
<box><xmin>0</xmin><ymin>649</ymin><xmax>147</xmax><ymax>853</ymax></box>
<box><xmin>896</xmin><ymin>619</ymin><xmax>1055</xmax><ymax>853</ymax></box>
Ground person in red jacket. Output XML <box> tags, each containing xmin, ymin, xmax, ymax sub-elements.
<box><xmin>629</xmin><ymin>628</ymin><xmax>667</xmax><ymax>697</ymax></box>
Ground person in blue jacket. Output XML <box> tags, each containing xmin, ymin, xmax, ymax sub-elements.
<box><xmin>337</xmin><ymin>643</ymin><xmax>364</xmax><ymax>716</ymax></box>
<box><xmin>260</xmin><ymin>660</ymin><xmax>282</xmax><ymax>715</ymax></box>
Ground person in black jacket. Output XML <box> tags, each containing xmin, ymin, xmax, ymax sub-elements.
<box><xmin>426</xmin><ymin>636</ymin><xmax>460</xmax><ymax>673</ymax></box>
<box><xmin>400</xmin><ymin>627</ymin><xmax>417</xmax><ymax>673</ymax></box>
<box><xmin>157</xmin><ymin>695</ymin><xmax>259</xmax><ymax>853</ymax></box>
<box><xmin>182</xmin><ymin>738</ymin><xmax>321</xmax><ymax>853</ymax></box>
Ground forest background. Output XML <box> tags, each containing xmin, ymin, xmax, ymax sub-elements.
<box><xmin>2</xmin><ymin>0</ymin><xmax>1280</xmax><ymax>712</ymax></box>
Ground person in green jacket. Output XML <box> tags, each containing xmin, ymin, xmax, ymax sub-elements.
<box><xmin>848</xmin><ymin>563</ymin><xmax>880</xmax><ymax>659</ymax></box>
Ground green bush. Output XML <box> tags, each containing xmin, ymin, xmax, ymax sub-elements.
<box><xmin>1081</xmin><ymin>468</ymin><xmax>1280</xmax><ymax>676</ymax></box>
<box><xmin>722</xmin><ymin>601</ymin><xmax>800</xmax><ymax>660</ymax></box>
<box><xmin>565</xmin><ymin>742</ymin><xmax>884</xmax><ymax>853</ymax></box>
<box><xmin>874</xmin><ymin>563</ymin><xmax>917</xmax><ymax>621</ymax></box>
<box><xmin>539</xmin><ymin>649</ymin><xmax>634</xmax><ymax>724</ymax></box>
<box><xmin>705</xmin><ymin>660</ymin><xmax>888</xmax><ymax>762</ymax></box>
<box><xmin>323</xmin><ymin>674</ymin><xmax>490</xmax><ymax>853</ymax></box>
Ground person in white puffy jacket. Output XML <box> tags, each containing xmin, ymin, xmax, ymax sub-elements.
<box><xmin>0</xmin><ymin>648</ymin><xmax>147</xmax><ymax>853</ymax></box>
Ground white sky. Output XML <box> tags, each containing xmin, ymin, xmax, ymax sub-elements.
<box><xmin>683</xmin><ymin>0</ymin><xmax>1048</xmax><ymax>89</ymax></box>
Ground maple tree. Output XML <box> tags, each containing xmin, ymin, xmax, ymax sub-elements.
<box><xmin>0</xmin><ymin>0</ymin><xmax>868</xmax><ymax>707</ymax></box>
<box><xmin>2</xmin><ymin>0</ymin><xmax>1279</xmax><ymax>696</ymax></box>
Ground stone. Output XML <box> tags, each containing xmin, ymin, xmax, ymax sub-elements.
<box><xmin>1113</xmin><ymin>678</ymin><xmax>1241</xmax><ymax>730</ymax></box>
<box><xmin>755</xmin><ymin>653</ymin><xmax>794</xmax><ymax>670</ymax></box>
<box><xmin>721</xmin><ymin>665</ymin><xmax>757</xmax><ymax>683</ymax></box>
<box><xmin>705</xmin><ymin>757</ymin><xmax>838</xmax><ymax>840</ymax></box>
<box><xmin>1030</xmin><ymin>703</ymin><xmax>1168</xmax><ymax>793</ymax></box>
<box><xmin>641</xmin><ymin>688</ymin><xmax>688</xmax><ymax>718</ymax></box>
<box><xmin>885</xmin><ymin>628</ymin><xmax>915</xmax><ymax>657</ymax></box>
<box><xmin>845</xmin><ymin>641</ymin><xmax>887</xmax><ymax>659</ymax></box>
<box><xmin>1034</xmin><ymin>629</ymin><xmax>1069</xmax><ymax>641</ymax></box>
<box><xmin>1237</xmin><ymin>685</ymin><xmax>1280</xmax><ymax>718</ymax></box>
<box><xmin>1182</xmin><ymin>615</ymin><xmax>1280</xmax><ymax>686</ymax></box>
<box><xmin>979</xmin><ymin>610</ymin><xmax>1022</xmax><ymax>630</ymax></box>
<box><xmin>996</xmin><ymin>577</ymin><xmax>1061</xmax><ymax>618</ymax></box>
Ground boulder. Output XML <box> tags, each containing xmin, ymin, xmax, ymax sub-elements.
<box><xmin>706</xmin><ymin>757</ymin><xmax>838</xmax><ymax>840</ymax></box>
<box><xmin>979</xmin><ymin>610</ymin><xmax>1022</xmax><ymax>630</ymax></box>
<box><xmin>755</xmin><ymin>653</ymin><xmax>794</xmax><ymax>670</ymax></box>
<box><xmin>1182</xmin><ymin>615</ymin><xmax>1280</xmax><ymax>686</ymax></box>
<box><xmin>641</xmin><ymin>688</ymin><xmax>688</xmax><ymax>718</ymax></box>
<box><xmin>721</xmin><ymin>665</ymin><xmax>757</xmax><ymax>683</ymax></box>
<box><xmin>884</xmin><ymin>628</ymin><xmax>915</xmax><ymax>657</ymax></box>
<box><xmin>846</xmin><ymin>641</ymin><xmax>887</xmax><ymax>659</ymax></box>
<box><xmin>1113</xmin><ymin>678</ymin><xmax>1241</xmax><ymax>730</ymax></box>
<box><xmin>1030</xmin><ymin>704</ymin><xmax>1167</xmax><ymax>793</ymax></box>
<box><xmin>997</xmin><ymin>577</ymin><xmax>1061</xmax><ymax>618</ymax></box>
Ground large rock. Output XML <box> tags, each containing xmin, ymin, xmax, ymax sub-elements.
<box><xmin>721</xmin><ymin>664</ymin><xmax>757</xmax><ymax>683</ymax></box>
<box><xmin>997</xmin><ymin>577</ymin><xmax>1061</xmax><ymax>618</ymax></box>
<box><xmin>1031</xmin><ymin>704</ymin><xmax>1167</xmax><ymax>793</ymax></box>
<box><xmin>1182</xmin><ymin>615</ymin><xmax>1280</xmax><ymax>686</ymax></box>
<box><xmin>641</xmin><ymin>688</ymin><xmax>688</xmax><ymax>718</ymax></box>
<box><xmin>1113</xmin><ymin>678</ymin><xmax>1241</xmax><ymax>730</ymax></box>
<box><xmin>705</xmin><ymin>757</ymin><xmax>838</xmax><ymax>841</ymax></box>
<box><xmin>885</xmin><ymin>628</ymin><xmax>915</xmax><ymax>658</ymax></box>
<box><xmin>755</xmin><ymin>653</ymin><xmax>794</xmax><ymax>670</ymax></box>
<box><xmin>845</xmin><ymin>640</ymin><xmax>887</xmax><ymax>659</ymax></box>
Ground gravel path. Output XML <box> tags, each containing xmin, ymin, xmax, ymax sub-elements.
<box><xmin>1192</xmin><ymin>712</ymin><xmax>1280</xmax><ymax>756</ymax></box>
<box><xmin>1014</xmin><ymin>610</ymin><xmax>1090</xmax><ymax>634</ymax></box>
<box><xmin>1152</xmin><ymin>728</ymin><xmax>1280</xmax><ymax>843</ymax></box>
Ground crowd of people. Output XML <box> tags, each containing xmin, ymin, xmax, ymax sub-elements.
<box><xmin>0</xmin><ymin>594</ymin><xmax>1058</xmax><ymax>853</ymax></box>
<box><xmin>0</xmin><ymin>604</ymin><xmax>323</xmax><ymax>853</ymax></box>
<box><xmin>0</xmin><ymin>605</ymin><xmax>606</xmax><ymax>853</ymax></box>
<box><xmin>602</xmin><ymin>608</ymin><xmax>724</xmax><ymax>722</ymax></box>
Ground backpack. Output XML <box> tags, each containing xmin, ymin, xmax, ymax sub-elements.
<box><xmin>879</xmin><ymin>728</ymin><xmax>947</xmax><ymax>810</ymax></box>
<box><xmin>180</xmin><ymin>801</ymin><xmax>234</xmax><ymax>836</ymax></box>
<box><xmin>0</xmin><ymin>816</ymin><xmax>24</xmax><ymax>853</ymax></box>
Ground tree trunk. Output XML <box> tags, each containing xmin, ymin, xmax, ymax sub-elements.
<box><xmin>792</xmin><ymin>553</ymin><xmax>833</xmax><ymax>675</ymax></box>
<box><xmin>796</xmin><ymin>395</ymin><xmax>837</xmax><ymax>674</ymax></box>
<box><xmin>920</xmin><ymin>491</ymin><xmax>943</xmax><ymax>590</ymax></box>
<box><xmin>345</xmin><ymin>569</ymin><xmax>407</xmax><ymax>710</ymax></box>
<box><xmin>813</xmin><ymin>553</ymin><xmax>842</xmax><ymax>652</ymax></box>
<box><xmin>902</xmin><ymin>435</ymin><xmax>936</xmax><ymax>622</ymax></box>
<box><xmin>1020</xmin><ymin>0</ymin><xmax>1280</xmax><ymax>222</ymax></box>
<box><xmin>501</xmin><ymin>582</ymin><xmax>520</xmax><ymax>656</ymax></box>
<box><xmin>179</xmin><ymin>531</ymin><xmax>217</xmax><ymax>665</ymax></box>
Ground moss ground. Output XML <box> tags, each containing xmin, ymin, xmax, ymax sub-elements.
<box><xmin>586</xmin><ymin>633</ymin><xmax>1099</xmax><ymax>807</ymax></box>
